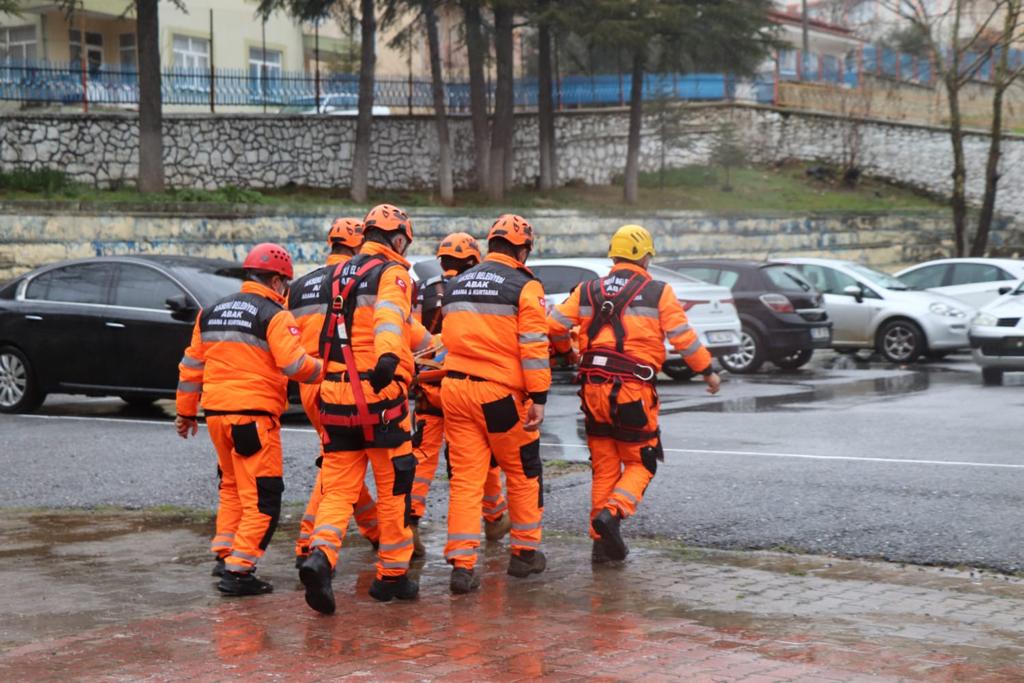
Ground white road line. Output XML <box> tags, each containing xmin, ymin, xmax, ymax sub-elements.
<box><xmin>11</xmin><ymin>414</ymin><xmax>1023</xmax><ymax>470</ymax></box>
<box><xmin>538</xmin><ymin>442</ymin><xmax>1024</xmax><ymax>470</ymax></box>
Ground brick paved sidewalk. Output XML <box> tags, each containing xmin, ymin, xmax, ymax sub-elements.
<box><xmin>2</xmin><ymin>512</ymin><xmax>1023</xmax><ymax>682</ymax></box>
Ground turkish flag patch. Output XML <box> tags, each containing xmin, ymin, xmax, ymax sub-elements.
<box><xmin>288</xmin><ymin>326</ymin><xmax>300</xmax><ymax>336</ymax></box>
<box><xmin>395</xmin><ymin>277</ymin><xmax>407</xmax><ymax>292</ymax></box>
<box><xmin>539</xmin><ymin>296</ymin><xmax>547</xmax><ymax>309</ymax></box>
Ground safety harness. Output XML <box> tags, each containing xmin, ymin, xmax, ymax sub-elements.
<box><xmin>318</xmin><ymin>255</ymin><xmax>405</xmax><ymax>441</ymax></box>
<box><xmin>577</xmin><ymin>272</ymin><xmax>660</xmax><ymax>443</ymax></box>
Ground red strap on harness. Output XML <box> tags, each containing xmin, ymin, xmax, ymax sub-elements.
<box><xmin>319</xmin><ymin>402</ymin><xmax>406</xmax><ymax>429</ymax></box>
<box><xmin>320</xmin><ymin>256</ymin><xmax>388</xmax><ymax>441</ymax></box>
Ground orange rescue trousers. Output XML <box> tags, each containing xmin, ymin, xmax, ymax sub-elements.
<box><xmin>441</xmin><ymin>376</ymin><xmax>542</xmax><ymax>570</ymax></box>
<box><xmin>308</xmin><ymin>379</ymin><xmax>415</xmax><ymax>580</ymax></box>
<box><xmin>207</xmin><ymin>414</ymin><xmax>284</xmax><ymax>573</ymax></box>
<box><xmin>581</xmin><ymin>381</ymin><xmax>661</xmax><ymax>538</ymax></box>
<box><xmin>295</xmin><ymin>383</ymin><xmax>379</xmax><ymax>558</ymax></box>
<box><xmin>412</xmin><ymin>387</ymin><xmax>507</xmax><ymax>522</ymax></box>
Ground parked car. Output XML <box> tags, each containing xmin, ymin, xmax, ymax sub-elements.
<box><xmin>279</xmin><ymin>94</ymin><xmax>392</xmax><ymax>116</ymax></box>
<box><xmin>0</xmin><ymin>256</ymin><xmax>245</xmax><ymax>413</ymax></box>
<box><xmin>527</xmin><ymin>258</ymin><xmax>741</xmax><ymax>380</ymax></box>
<box><xmin>895</xmin><ymin>258</ymin><xmax>1024</xmax><ymax>308</ymax></box>
<box><xmin>777</xmin><ymin>257</ymin><xmax>975</xmax><ymax>364</ymax></box>
<box><xmin>967</xmin><ymin>283</ymin><xmax>1024</xmax><ymax>385</ymax></box>
<box><xmin>661</xmin><ymin>259</ymin><xmax>832</xmax><ymax>373</ymax></box>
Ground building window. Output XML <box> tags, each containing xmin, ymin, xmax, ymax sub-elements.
<box><xmin>173</xmin><ymin>34</ymin><xmax>209</xmax><ymax>70</ymax></box>
<box><xmin>778</xmin><ymin>48</ymin><xmax>797</xmax><ymax>75</ymax></box>
<box><xmin>119</xmin><ymin>33</ymin><xmax>137</xmax><ymax>69</ymax></box>
<box><xmin>0</xmin><ymin>26</ymin><xmax>36</xmax><ymax>62</ymax></box>
<box><xmin>70</xmin><ymin>29</ymin><xmax>103</xmax><ymax>73</ymax></box>
<box><xmin>249</xmin><ymin>47</ymin><xmax>282</xmax><ymax>97</ymax></box>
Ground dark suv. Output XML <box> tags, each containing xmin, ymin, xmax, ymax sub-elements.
<box><xmin>661</xmin><ymin>259</ymin><xmax>832</xmax><ymax>373</ymax></box>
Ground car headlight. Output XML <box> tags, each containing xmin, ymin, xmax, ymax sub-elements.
<box><xmin>929</xmin><ymin>302</ymin><xmax>966</xmax><ymax>318</ymax></box>
<box><xmin>972</xmin><ymin>312</ymin><xmax>998</xmax><ymax>327</ymax></box>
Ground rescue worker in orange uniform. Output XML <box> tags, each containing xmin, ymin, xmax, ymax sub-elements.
<box><xmin>410</xmin><ymin>232</ymin><xmax>511</xmax><ymax>557</ymax></box>
<box><xmin>440</xmin><ymin>215</ymin><xmax>551</xmax><ymax>594</ymax></box>
<box><xmin>289</xmin><ymin>218</ymin><xmax>380</xmax><ymax>566</ymax></box>
<box><xmin>547</xmin><ymin>225</ymin><xmax>721</xmax><ymax>563</ymax></box>
<box><xmin>300</xmin><ymin>204</ymin><xmax>421</xmax><ymax>614</ymax></box>
<box><xmin>176</xmin><ymin>243</ymin><xmax>322</xmax><ymax>596</ymax></box>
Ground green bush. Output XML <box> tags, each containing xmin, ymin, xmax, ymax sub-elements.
<box><xmin>169</xmin><ymin>186</ymin><xmax>265</xmax><ymax>204</ymax></box>
<box><xmin>0</xmin><ymin>168</ymin><xmax>72</xmax><ymax>194</ymax></box>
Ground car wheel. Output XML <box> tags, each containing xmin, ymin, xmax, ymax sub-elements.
<box><xmin>982</xmin><ymin>367</ymin><xmax>1004</xmax><ymax>386</ymax></box>
<box><xmin>0</xmin><ymin>346</ymin><xmax>45</xmax><ymax>414</ymax></box>
<box><xmin>120</xmin><ymin>394</ymin><xmax>160</xmax><ymax>407</ymax></box>
<box><xmin>773</xmin><ymin>348</ymin><xmax>814</xmax><ymax>370</ymax></box>
<box><xmin>720</xmin><ymin>327</ymin><xmax>765</xmax><ymax>374</ymax></box>
<box><xmin>877</xmin><ymin>319</ymin><xmax>925</xmax><ymax>364</ymax></box>
<box><xmin>662</xmin><ymin>363</ymin><xmax>696</xmax><ymax>381</ymax></box>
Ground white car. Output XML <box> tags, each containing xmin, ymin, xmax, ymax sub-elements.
<box><xmin>528</xmin><ymin>258</ymin><xmax>741</xmax><ymax>379</ymax></box>
<box><xmin>777</xmin><ymin>257</ymin><xmax>976</xmax><ymax>363</ymax></box>
<box><xmin>280</xmin><ymin>94</ymin><xmax>391</xmax><ymax>116</ymax></box>
<box><xmin>895</xmin><ymin>258</ymin><xmax>1024</xmax><ymax>308</ymax></box>
<box><xmin>968</xmin><ymin>282</ymin><xmax>1024</xmax><ymax>385</ymax></box>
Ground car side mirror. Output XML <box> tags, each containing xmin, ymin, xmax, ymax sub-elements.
<box><xmin>998</xmin><ymin>286</ymin><xmax>1012</xmax><ymax>295</ymax></box>
<box><xmin>166</xmin><ymin>294</ymin><xmax>198</xmax><ymax>321</ymax></box>
<box><xmin>842</xmin><ymin>284</ymin><xmax>864</xmax><ymax>303</ymax></box>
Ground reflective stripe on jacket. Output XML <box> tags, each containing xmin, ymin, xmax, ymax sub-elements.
<box><xmin>441</xmin><ymin>252</ymin><xmax>551</xmax><ymax>403</ymax></box>
<box><xmin>176</xmin><ymin>280</ymin><xmax>322</xmax><ymax>417</ymax></box>
<box><xmin>548</xmin><ymin>262</ymin><xmax>712</xmax><ymax>373</ymax></box>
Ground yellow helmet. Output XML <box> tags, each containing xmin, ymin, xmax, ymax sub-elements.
<box><xmin>608</xmin><ymin>224</ymin><xmax>656</xmax><ymax>260</ymax></box>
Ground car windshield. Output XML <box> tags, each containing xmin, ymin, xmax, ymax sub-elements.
<box><xmin>169</xmin><ymin>264</ymin><xmax>245</xmax><ymax>307</ymax></box>
<box><xmin>648</xmin><ymin>265</ymin><xmax>701</xmax><ymax>284</ymax></box>
<box><xmin>846</xmin><ymin>263</ymin><xmax>908</xmax><ymax>290</ymax></box>
<box><xmin>762</xmin><ymin>265</ymin><xmax>813</xmax><ymax>292</ymax></box>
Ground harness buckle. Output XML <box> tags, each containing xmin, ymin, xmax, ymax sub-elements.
<box><xmin>379</xmin><ymin>408</ymin><xmax>391</xmax><ymax>428</ymax></box>
<box><xmin>600</xmin><ymin>300</ymin><xmax>615</xmax><ymax>316</ymax></box>
<box><xmin>332</xmin><ymin>294</ymin><xmax>344</xmax><ymax>312</ymax></box>
<box><xmin>633</xmin><ymin>364</ymin><xmax>656</xmax><ymax>382</ymax></box>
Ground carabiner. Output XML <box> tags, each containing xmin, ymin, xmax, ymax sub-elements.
<box><xmin>634</xmin><ymin>364</ymin><xmax>656</xmax><ymax>382</ymax></box>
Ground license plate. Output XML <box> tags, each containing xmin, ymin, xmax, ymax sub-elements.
<box><xmin>810</xmin><ymin>327</ymin><xmax>830</xmax><ymax>339</ymax></box>
<box><xmin>706</xmin><ymin>331</ymin><xmax>735</xmax><ymax>344</ymax></box>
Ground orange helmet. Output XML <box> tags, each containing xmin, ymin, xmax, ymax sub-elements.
<box><xmin>487</xmin><ymin>214</ymin><xmax>534</xmax><ymax>249</ymax></box>
<box><xmin>436</xmin><ymin>232</ymin><xmax>481</xmax><ymax>262</ymax></box>
<box><xmin>327</xmin><ymin>218</ymin><xmax>364</xmax><ymax>248</ymax></box>
<box><xmin>363</xmin><ymin>203</ymin><xmax>413</xmax><ymax>241</ymax></box>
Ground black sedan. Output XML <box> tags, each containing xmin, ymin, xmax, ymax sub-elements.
<box><xmin>661</xmin><ymin>259</ymin><xmax>832</xmax><ymax>373</ymax></box>
<box><xmin>0</xmin><ymin>255</ymin><xmax>244</xmax><ymax>412</ymax></box>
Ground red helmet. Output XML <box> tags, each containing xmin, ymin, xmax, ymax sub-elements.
<box><xmin>243</xmin><ymin>242</ymin><xmax>294</xmax><ymax>280</ymax></box>
<box><xmin>327</xmin><ymin>218</ymin><xmax>364</xmax><ymax>248</ymax></box>
<box><xmin>363</xmin><ymin>203</ymin><xmax>413</xmax><ymax>241</ymax></box>
<box><xmin>436</xmin><ymin>232</ymin><xmax>481</xmax><ymax>262</ymax></box>
<box><xmin>487</xmin><ymin>214</ymin><xmax>534</xmax><ymax>249</ymax></box>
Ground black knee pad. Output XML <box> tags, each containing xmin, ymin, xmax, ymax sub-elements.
<box><xmin>640</xmin><ymin>441</ymin><xmax>664</xmax><ymax>476</ymax></box>
<box><xmin>255</xmin><ymin>476</ymin><xmax>284</xmax><ymax>550</ymax></box>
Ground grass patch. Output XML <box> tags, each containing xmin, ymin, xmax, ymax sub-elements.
<box><xmin>0</xmin><ymin>162</ymin><xmax>945</xmax><ymax>214</ymax></box>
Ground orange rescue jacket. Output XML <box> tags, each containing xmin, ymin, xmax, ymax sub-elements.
<box><xmin>548</xmin><ymin>262</ymin><xmax>712</xmax><ymax>373</ymax></box>
<box><xmin>176</xmin><ymin>281</ymin><xmax>323</xmax><ymax>417</ymax></box>
<box><xmin>441</xmin><ymin>252</ymin><xmax>552</xmax><ymax>403</ymax></box>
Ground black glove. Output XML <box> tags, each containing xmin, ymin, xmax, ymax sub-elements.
<box><xmin>370</xmin><ymin>353</ymin><xmax>400</xmax><ymax>393</ymax></box>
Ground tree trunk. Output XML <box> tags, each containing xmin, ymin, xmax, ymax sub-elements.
<box><xmin>488</xmin><ymin>3</ymin><xmax>514</xmax><ymax>202</ymax></box>
<box><xmin>423</xmin><ymin>0</ymin><xmax>453</xmax><ymax>205</ymax></box>
<box><xmin>946</xmin><ymin>76</ymin><xmax>968</xmax><ymax>257</ymax></box>
<box><xmin>351</xmin><ymin>0</ymin><xmax>376</xmax><ymax>204</ymax></box>
<box><xmin>537</xmin><ymin>0</ymin><xmax>556</xmax><ymax>191</ymax></box>
<box><xmin>136</xmin><ymin>0</ymin><xmax>164</xmax><ymax>193</ymax></box>
<box><xmin>624</xmin><ymin>48</ymin><xmax>645</xmax><ymax>205</ymax></box>
<box><xmin>462</xmin><ymin>0</ymin><xmax>490</xmax><ymax>193</ymax></box>
<box><xmin>972</xmin><ymin>1</ymin><xmax>1019</xmax><ymax>257</ymax></box>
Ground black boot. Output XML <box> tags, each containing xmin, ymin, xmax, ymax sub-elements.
<box><xmin>369</xmin><ymin>574</ymin><xmax>420</xmax><ymax>602</ymax></box>
<box><xmin>299</xmin><ymin>549</ymin><xmax>336</xmax><ymax>615</ymax></box>
<box><xmin>449</xmin><ymin>567</ymin><xmax>481</xmax><ymax>594</ymax></box>
<box><xmin>591</xmin><ymin>540</ymin><xmax>611</xmax><ymax>564</ymax></box>
<box><xmin>217</xmin><ymin>570</ymin><xmax>274</xmax><ymax>596</ymax></box>
<box><xmin>294</xmin><ymin>553</ymin><xmax>308</xmax><ymax>570</ymax></box>
<box><xmin>592</xmin><ymin>509</ymin><xmax>628</xmax><ymax>561</ymax></box>
<box><xmin>507</xmin><ymin>549</ymin><xmax>547</xmax><ymax>578</ymax></box>
<box><xmin>211</xmin><ymin>557</ymin><xmax>226</xmax><ymax>577</ymax></box>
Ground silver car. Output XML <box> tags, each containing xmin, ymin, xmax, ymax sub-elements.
<box><xmin>968</xmin><ymin>282</ymin><xmax>1024</xmax><ymax>385</ymax></box>
<box><xmin>777</xmin><ymin>257</ymin><xmax>975</xmax><ymax>363</ymax></box>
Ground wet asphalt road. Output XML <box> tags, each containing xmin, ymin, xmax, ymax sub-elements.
<box><xmin>2</xmin><ymin>352</ymin><xmax>1022</xmax><ymax>572</ymax></box>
